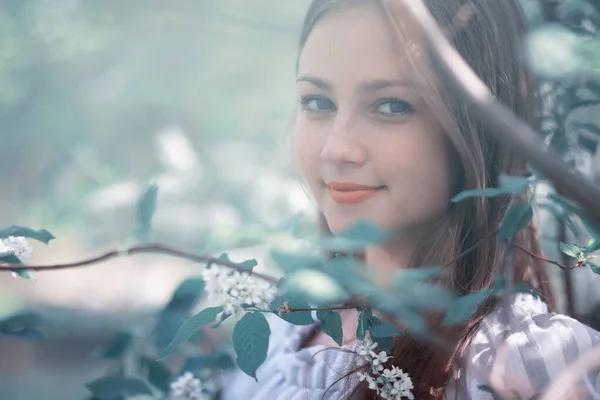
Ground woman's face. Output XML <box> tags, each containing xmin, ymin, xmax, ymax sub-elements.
<box><xmin>294</xmin><ymin>2</ymin><xmax>454</xmax><ymax>235</ymax></box>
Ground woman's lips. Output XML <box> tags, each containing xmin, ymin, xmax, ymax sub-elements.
<box><xmin>327</xmin><ymin>182</ymin><xmax>384</xmax><ymax>204</ymax></box>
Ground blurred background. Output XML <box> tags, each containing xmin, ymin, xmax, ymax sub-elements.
<box><xmin>0</xmin><ymin>1</ymin><xmax>316</xmax><ymax>398</ymax></box>
<box><xmin>0</xmin><ymin>0</ymin><xmax>599</xmax><ymax>399</ymax></box>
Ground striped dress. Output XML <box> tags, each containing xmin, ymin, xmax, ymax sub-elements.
<box><xmin>220</xmin><ymin>293</ymin><xmax>600</xmax><ymax>399</ymax></box>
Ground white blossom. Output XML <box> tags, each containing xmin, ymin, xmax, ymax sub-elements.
<box><xmin>356</xmin><ymin>336</ymin><xmax>378</xmax><ymax>359</ymax></box>
<box><xmin>357</xmin><ymin>371</ymin><xmax>370</xmax><ymax>382</ymax></box>
<box><xmin>0</xmin><ymin>242</ymin><xmax>13</xmax><ymax>256</ymax></box>
<box><xmin>202</xmin><ymin>265</ymin><xmax>277</xmax><ymax>315</ymax></box>
<box><xmin>0</xmin><ymin>236</ymin><xmax>32</xmax><ymax>262</ymax></box>
<box><xmin>355</xmin><ymin>337</ymin><xmax>414</xmax><ymax>400</ymax></box>
<box><xmin>372</xmin><ymin>351</ymin><xmax>390</xmax><ymax>367</ymax></box>
<box><xmin>168</xmin><ymin>371</ymin><xmax>208</xmax><ymax>400</ymax></box>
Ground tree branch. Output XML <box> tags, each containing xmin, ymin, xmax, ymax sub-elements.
<box><xmin>512</xmin><ymin>242</ymin><xmax>578</xmax><ymax>270</ymax></box>
<box><xmin>400</xmin><ymin>0</ymin><xmax>600</xmax><ymax>225</ymax></box>
<box><xmin>278</xmin><ymin>305</ymin><xmax>357</xmax><ymax>313</ymax></box>
<box><xmin>0</xmin><ymin>243</ymin><xmax>278</xmax><ymax>284</ymax></box>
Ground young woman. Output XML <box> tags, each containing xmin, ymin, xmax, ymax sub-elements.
<box><xmin>221</xmin><ymin>0</ymin><xmax>600</xmax><ymax>398</ymax></box>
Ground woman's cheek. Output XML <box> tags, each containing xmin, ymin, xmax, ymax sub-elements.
<box><xmin>293</xmin><ymin>120</ymin><xmax>324</xmax><ymax>183</ymax></box>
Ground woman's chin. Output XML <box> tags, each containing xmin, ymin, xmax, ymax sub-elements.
<box><xmin>324</xmin><ymin>213</ymin><xmax>390</xmax><ymax>235</ymax></box>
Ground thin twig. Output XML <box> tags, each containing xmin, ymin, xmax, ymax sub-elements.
<box><xmin>512</xmin><ymin>242</ymin><xmax>577</xmax><ymax>270</ymax></box>
<box><xmin>0</xmin><ymin>243</ymin><xmax>279</xmax><ymax>284</ymax></box>
<box><xmin>559</xmin><ymin>220</ymin><xmax>578</xmax><ymax>317</ymax></box>
<box><xmin>399</xmin><ymin>0</ymin><xmax>600</xmax><ymax>225</ymax></box>
<box><xmin>280</xmin><ymin>305</ymin><xmax>357</xmax><ymax>313</ymax></box>
<box><xmin>0</xmin><ymin>241</ymin><xmax>453</xmax><ymax>353</ymax></box>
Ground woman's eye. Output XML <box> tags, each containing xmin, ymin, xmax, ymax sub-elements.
<box><xmin>300</xmin><ymin>96</ymin><xmax>335</xmax><ymax>112</ymax></box>
<box><xmin>375</xmin><ymin>99</ymin><xmax>414</xmax><ymax>116</ymax></box>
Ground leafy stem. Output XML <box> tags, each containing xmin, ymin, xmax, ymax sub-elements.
<box><xmin>512</xmin><ymin>242</ymin><xmax>580</xmax><ymax>270</ymax></box>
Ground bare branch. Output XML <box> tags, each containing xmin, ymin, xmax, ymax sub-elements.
<box><xmin>400</xmin><ymin>0</ymin><xmax>600</xmax><ymax>225</ymax></box>
<box><xmin>512</xmin><ymin>242</ymin><xmax>578</xmax><ymax>270</ymax></box>
<box><xmin>0</xmin><ymin>243</ymin><xmax>279</xmax><ymax>284</ymax></box>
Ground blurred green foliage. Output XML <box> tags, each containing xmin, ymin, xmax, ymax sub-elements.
<box><xmin>0</xmin><ymin>0</ymin><xmax>310</xmax><ymax>238</ymax></box>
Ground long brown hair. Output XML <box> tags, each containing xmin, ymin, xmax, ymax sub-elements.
<box><xmin>297</xmin><ymin>0</ymin><xmax>555</xmax><ymax>398</ymax></box>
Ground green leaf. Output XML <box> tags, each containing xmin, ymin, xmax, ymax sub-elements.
<box><xmin>443</xmin><ymin>289</ymin><xmax>492</xmax><ymax>326</ymax></box>
<box><xmin>547</xmin><ymin>192</ymin><xmax>600</xmax><ymax>244</ymax></box>
<box><xmin>1</xmin><ymin>312</ymin><xmax>43</xmax><ymax>328</ymax></box>
<box><xmin>513</xmin><ymin>283</ymin><xmax>540</xmax><ymax>299</ymax></box>
<box><xmin>371</xmin><ymin>337</ymin><xmax>392</xmax><ymax>353</ymax></box>
<box><xmin>181</xmin><ymin>353</ymin><xmax>235</xmax><ymax>373</ymax></box>
<box><xmin>499</xmin><ymin>174</ymin><xmax>530</xmax><ymax>194</ymax></box>
<box><xmin>547</xmin><ymin>193</ymin><xmax>580</xmax><ymax>214</ymax></box>
<box><xmin>270</xmin><ymin>295</ymin><xmax>314</xmax><ymax>325</ymax></box>
<box><xmin>391</xmin><ymin>282</ymin><xmax>455</xmax><ymax>313</ymax></box>
<box><xmin>269</xmin><ymin>250</ymin><xmax>322</xmax><ymax>274</ymax></box>
<box><xmin>159</xmin><ymin>306</ymin><xmax>223</xmax><ymax>359</ymax></box>
<box><xmin>588</xmin><ymin>262</ymin><xmax>600</xmax><ymax>275</ymax></box>
<box><xmin>369</xmin><ymin>315</ymin><xmax>393</xmax><ymax>352</ymax></box>
<box><xmin>369</xmin><ymin>321</ymin><xmax>403</xmax><ymax>337</ymax></box>
<box><xmin>336</xmin><ymin>220</ymin><xmax>391</xmax><ymax>245</ymax></box>
<box><xmin>356</xmin><ymin>309</ymin><xmax>380</xmax><ymax>341</ymax></box>
<box><xmin>233</xmin><ymin>312</ymin><xmax>271</xmax><ymax>380</ymax></box>
<box><xmin>324</xmin><ymin>257</ymin><xmax>381</xmax><ymax>299</ymax></box>
<box><xmin>13</xmin><ymin>269</ymin><xmax>34</xmax><ymax>280</ymax></box>
<box><xmin>270</xmin><ymin>280</ymin><xmax>315</xmax><ymax>325</ymax></box>
<box><xmin>143</xmin><ymin>359</ymin><xmax>172</xmax><ymax>393</ymax></box>
<box><xmin>581</xmin><ymin>217</ymin><xmax>600</xmax><ymax>247</ymax></box>
<box><xmin>392</xmin><ymin>266</ymin><xmax>446</xmax><ymax>285</ymax></box>
<box><xmin>287</xmin><ymin>269</ymin><xmax>346</xmax><ymax>305</ymax></box>
<box><xmin>0</xmin><ymin>253</ymin><xmax>22</xmax><ymax>265</ymax></box>
<box><xmin>279</xmin><ymin>212</ymin><xmax>307</xmax><ymax>236</ymax></box>
<box><xmin>0</xmin><ymin>226</ymin><xmax>55</xmax><ymax>244</ymax></box>
<box><xmin>451</xmin><ymin>188</ymin><xmax>507</xmax><ymax>203</ymax></box>
<box><xmin>493</xmin><ymin>273</ymin><xmax>506</xmax><ymax>291</ymax></box>
<box><xmin>155</xmin><ymin>278</ymin><xmax>205</xmax><ymax>348</ymax></box>
<box><xmin>217</xmin><ymin>253</ymin><xmax>257</xmax><ymax>272</ymax></box>
<box><xmin>452</xmin><ymin>176</ymin><xmax>529</xmax><ymax>203</ymax></box>
<box><xmin>560</xmin><ymin>243</ymin><xmax>582</xmax><ymax>258</ymax></box>
<box><xmin>536</xmin><ymin>202</ymin><xmax>580</xmax><ymax>237</ymax></box>
<box><xmin>136</xmin><ymin>183</ymin><xmax>158</xmax><ymax>241</ymax></box>
<box><xmin>394</xmin><ymin>310</ymin><xmax>430</xmax><ymax>338</ymax></box>
<box><xmin>165</xmin><ymin>277</ymin><xmax>204</xmax><ymax>313</ymax></box>
<box><xmin>0</xmin><ymin>312</ymin><xmax>44</xmax><ymax>340</ymax></box>
<box><xmin>499</xmin><ymin>202</ymin><xmax>533</xmax><ymax>242</ymax></box>
<box><xmin>573</xmin><ymin>122</ymin><xmax>600</xmax><ymax>137</ymax></box>
<box><xmin>477</xmin><ymin>384</ymin><xmax>496</xmax><ymax>394</ymax></box>
<box><xmin>85</xmin><ymin>376</ymin><xmax>153</xmax><ymax>399</ymax></box>
<box><xmin>0</xmin><ymin>252</ymin><xmax>33</xmax><ymax>280</ymax></box>
<box><xmin>316</xmin><ymin>310</ymin><xmax>343</xmax><ymax>346</ymax></box>
<box><xmin>154</xmin><ymin>312</ymin><xmax>186</xmax><ymax>350</ymax></box>
<box><xmin>585</xmin><ymin>238</ymin><xmax>600</xmax><ymax>253</ymax></box>
<box><xmin>98</xmin><ymin>331</ymin><xmax>133</xmax><ymax>359</ymax></box>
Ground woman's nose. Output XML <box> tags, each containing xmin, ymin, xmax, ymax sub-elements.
<box><xmin>320</xmin><ymin>112</ymin><xmax>367</xmax><ymax>166</ymax></box>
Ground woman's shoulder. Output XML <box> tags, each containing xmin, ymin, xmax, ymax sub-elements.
<box><xmin>462</xmin><ymin>293</ymin><xmax>600</xmax><ymax>399</ymax></box>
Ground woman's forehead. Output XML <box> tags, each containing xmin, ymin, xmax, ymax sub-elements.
<box><xmin>297</xmin><ymin>2</ymin><xmax>426</xmax><ymax>88</ymax></box>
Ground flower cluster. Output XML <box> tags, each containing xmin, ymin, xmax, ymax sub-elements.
<box><xmin>168</xmin><ymin>371</ymin><xmax>209</xmax><ymax>400</ymax></box>
<box><xmin>202</xmin><ymin>266</ymin><xmax>277</xmax><ymax>315</ymax></box>
<box><xmin>356</xmin><ymin>337</ymin><xmax>414</xmax><ymax>400</ymax></box>
<box><xmin>0</xmin><ymin>236</ymin><xmax>33</xmax><ymax>262</ymax></box>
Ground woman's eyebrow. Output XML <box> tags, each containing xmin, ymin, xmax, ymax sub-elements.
<box><xmin>296</xmin><ymin>75</ymin><xmax>332</xmax><ymax>91</ymax></box>
<box><xmin>357</xmin><ymin>79</ymin><xmax>415</xmax><ymax>93</ymax></box>
<box><xmin>296</xmin><ymin>75</ymin><xmax>415</xmax><ymax>93</ymax></box>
